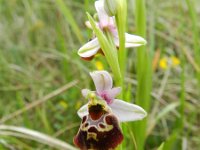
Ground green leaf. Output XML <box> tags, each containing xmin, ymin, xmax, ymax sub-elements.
<box><xmin>0</xmin><ymin>125</ymin><xmax>78</xmax><ymax>150</ymax></box>
<box><xmin>157</xmin><ymin>142</ymin><xmax>164</xmax><ymax>150</ymax></box>
<box><xmin>56</xmin><ymin>0</ymin><xmax>83</xmax><ymax>43</ymax></box>
<box><xmin>86</xmin><ymin>12</ymin><xmax>122</xmax><ymax>85</ymax></box>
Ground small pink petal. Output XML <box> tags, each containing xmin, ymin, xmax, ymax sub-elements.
<box><xmin>106</xmin><ymin>87</ymin><xmax>121</xmax><ymax>100</ymax></box>
<box><xmin>98</xmin><ymin>87</ymin><xmax>121</xmax><ymax>104</ymax></box>
<box><xmin>90</xmin><ymin>71</ymin><xmax>113</xmax><ymax>93</ymax></box>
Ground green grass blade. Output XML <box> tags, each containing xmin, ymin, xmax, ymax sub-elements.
<box><xmin>133</xmin><ymin>0</ymin><xmax>153</xmax><ymax>149</ymax></box>
<box><xmin>56</xmin><ymin>0</ymin><xmax>83</xmax><ymax>43</ymax></box>
<box><xmin>0</xmin><ymin>125</ymin><xmax>78</xmax><ymax>150</ymax></box>
<box><xmin>185</xmin><ymin>0</ymin><xmax>200</xmax><ymax>85</ymax></box>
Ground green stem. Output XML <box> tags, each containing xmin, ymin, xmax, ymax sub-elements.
<box><xmin>133</xmin><ymin>0</ymin><xmax>152</xmax><ymax>149</ymax></box>
<box><xmin>115</xmin><ymin>1</ymin><xmax>128</xmax><ymax>150</ymax></box>
<box><xmin>115</xmin><ymin>0</ymin><xmax>127</xmax><ymax>94</ymax></box>
<box><xmin>87</xmin><ymin>13</ymin><xmax>122</xmax><ymax>86</ymax></box>
<box><xmin>84</xmin><ymin>0</ymin><xmax>89</xmax><ymax>11</ymax></box>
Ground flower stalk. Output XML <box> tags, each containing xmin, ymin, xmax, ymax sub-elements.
<box><xmin>133</xmin><ymin>0</ymin><xmax>152</xmax><ymax>149</ymax></box>
<box><xmin>115</xmin><ymin>0</ymin><xmax>127</xmax><ymax>84</ymax></box>
<box><xmin>115</xmin><ymin>1</ymin><xmax>128</xmax><ymax>149</ymax></box>
<box><xmin>86</xmin><ymin>13</ymin><xmax>122</xmax><ymax>86</ymax></box>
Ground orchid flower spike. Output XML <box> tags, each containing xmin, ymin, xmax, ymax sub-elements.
<box><xmin>78</xmin><ymin>0</ymin><xmax>147</xmax><ymax>60</ymax></box>
<box><xmin>78</xmin><ymin>70</ymin><xmax>147</xmax><ymax>122</ymax></box>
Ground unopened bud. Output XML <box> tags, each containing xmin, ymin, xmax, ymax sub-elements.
<box><xmin>104</xmin><ymin>0</ymin><xmax>119</xmax><ymax>16</ymax></box>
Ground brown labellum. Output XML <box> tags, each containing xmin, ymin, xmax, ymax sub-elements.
<box><xmin>74</xmin><ymin>104</ymin><xmax>123</xmax><ymax>150</ymax></box>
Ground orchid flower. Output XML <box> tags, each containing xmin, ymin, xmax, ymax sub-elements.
<box><xmin>78</xmin><ymin>0</ymin><xmax>147</xmax><ymax>60</ymax></box>
<box><xmin>74</xmin><ymin>71</ymin><xmax>147</xmax><ymax>149</ymax></box>
<box><xmin>78</xmin><ymin>70</ymin><xmax>147</xmax><ymax>122</ymax></box>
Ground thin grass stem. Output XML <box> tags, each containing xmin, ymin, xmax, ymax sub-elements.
<box><xmin>133</xmin><ymin>0</ymin><xmax>152</xmax><ymax>149</ymax></box>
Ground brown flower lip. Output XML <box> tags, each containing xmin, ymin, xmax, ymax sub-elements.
<box><xmin>74</xmin><ymin>103</ymin><xmax>123</xmax><ymax>150</ymax></box>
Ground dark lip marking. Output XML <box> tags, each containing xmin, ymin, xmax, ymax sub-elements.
<box><xmin>89</xmin><ymin>104</ymin><xmax>106</xmax><ymax>120</ymax></box>
<box><xmin>74</xmin><ymin>112</ymin><xmax>123</xmax><ymax>150</ymax></box>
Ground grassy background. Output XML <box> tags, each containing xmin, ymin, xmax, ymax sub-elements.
<box><xmin>0</xmin><ymin>0</ymin><xmax>200</xmax><ymax>149</ymax></box>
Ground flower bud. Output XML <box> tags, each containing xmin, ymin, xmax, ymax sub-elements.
<box><xmin>104</xmin><ymin>0</ymin><xmax>119</xmax><ymax>16</ymax></box>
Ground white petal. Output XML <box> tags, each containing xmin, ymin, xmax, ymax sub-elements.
<box><xmin>78</xmin><ymin>38</ymin><xmax>100</xmax><ymax>57</ymax></box>
<box><xmin>77</xmin><ymin>103</ymin><xmax>89</xmax><ymax>118</ymax></box>
<box><xmin>90</xmin><ymin>70</ymin><xmax>113</xmax><ymax>92</ymax></box>
<box><xmin>109</xmin><ymin>99</ymin><xmax>147</xmax><ymax>122</ymax></box>
<box><xmin>125</xmin><ymin>33</ymin><xmax>147</xmax><ymax>48</ymax></box>
<box><xmin>95</xmin><ymin>0</ymin><xmax>115</xmax><ymax>28</ymax></box>
<box><xmin>81</xmin><ymin>89</ymin><xmax>91</xmax><ymax>98</ymax></box>
<box><xmin>113</xmin><ymin>36</ymin><xmax>119</xmax><ymax>47</ymax></box>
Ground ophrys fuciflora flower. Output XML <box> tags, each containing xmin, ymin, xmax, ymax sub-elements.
<box><xmin>78</xmin><ymin>0</ymin><xmax>146</xmax><ymax>61</ymax></box>
<box><xmin>74</xmin><ymin>71</ymin><xmax>147</xmax><ymax>150</ymax></box>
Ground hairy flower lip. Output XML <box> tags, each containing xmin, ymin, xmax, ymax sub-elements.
<box><xmin>74</xmin><ymin>112</ymin><xmax>124</xmax><ymax>150</ymax></box>
<box><xmin>89</xmin><ymin>103</ymin><xmax>106</xmax><ymax>120</ymax></box>
<box><xmin>74</xmin><ymin>94</ymin><xmax>124</xmax><ymax>149</ymax></box>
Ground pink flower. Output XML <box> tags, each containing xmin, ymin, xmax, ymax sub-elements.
<box><xmin>78</xmin><ymin>71</ymin><xmax>147</xmax><ymax>122</ymax></box>
<box><xmin>78</xmin><ymin>0</ymin><xmax>146</xmax><ymax>60</ymax></box>
<box><xmin>74</xmin><ymin>71</ymin><xmax>147</xmax><ymax>149</ymax></box>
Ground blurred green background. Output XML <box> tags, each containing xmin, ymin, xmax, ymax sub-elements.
<box><xmin>0</xmin><ymin>0</ymin><xmax>200</xmax><ymax>149</ymax></box>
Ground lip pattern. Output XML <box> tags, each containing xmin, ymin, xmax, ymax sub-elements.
<box><xmin>74</xmin><ymin>104</ymin><xmax>123</xmax><ymax>150</ymax></box>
